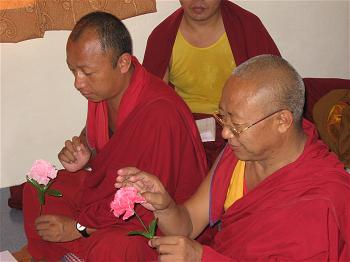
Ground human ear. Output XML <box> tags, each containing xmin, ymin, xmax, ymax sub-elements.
<box><xmin>277</xmin><ymin>110</ymin><xmax>293</xmax><ymax>133</ymax></box>
<box><xmin>117</xmin><ymin>53</ymin><xmax>132</xmax><ymax>74</ymax></box>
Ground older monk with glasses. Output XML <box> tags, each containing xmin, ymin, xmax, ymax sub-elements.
<box><xmin>116</xmin><ymin>54</ymin><xmax>350</xmax><ymax>261</ymax></box>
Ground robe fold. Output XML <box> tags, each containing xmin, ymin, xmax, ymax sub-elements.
<box><xmin>203</xmin><ymin>120</ymin><xmax>350</xmax><ymax>261</ymax></box>
<box><xmin>23</xmin><ymin>58</ymin><xmax>207</xmax><ymax>261</ymax></box>
<box><xmin>142</xmin><ymin>0</ymin><xmax>280</xmax><ymax>167</ymax></box>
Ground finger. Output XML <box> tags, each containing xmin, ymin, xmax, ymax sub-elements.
<box><xmin>38</xmin><ymin>230</ymin><xmax>56</xmax><ymax>241</ymax></box>
<box><xmin>116</xmin><ymin>171</ymin><xmax>146</xmax><ymax>184</ymax></box>
<box><xmin>78</xmin><ymin>142</ymin><xmax>90</xmax><ymax>154</ymax></box>
<box><xmin>114</xmin><ymin>180</ymin><xmax>139</xmax><ymax>189</ymax></box>
<box><xmin>150</xmin><ymin>236</ymin><xmax>179</xmax><ymax>248</ymax></box>
<box><xmin>148</xmin><ymin>236</ymin><xmax>159</xmax><ymax>248</ymax></box>
<box><xmin>141</xmin><ymin>192</ymin><xmax>165</xmax><ymax>205</ymax></box>
<box><xmin>35</xmin><ymin>214</ymin><xmax>50</xmax><ymax>223</ymax></box>
<box><xmin>117</xmin><ymin>167</ymin><xmax>141</xmax><ymax>176</ymax></box>
<box><xmin>58</xmin><ymin>150</ymin><xmax>76</xmax><ymax>163</ymax></box>
<box><xmin>65</xmin><ymin>140</ymin><xmax>76</xmax><ymax>153</ymax></box>
<box><xmin>36</xmin><ymin>222</ymin><xmax>52</xmax><ymax>231</ymax></box>
<box><xmin>158</xmin><ymin>244</ymin><xmax>178</xmax><ymax>255</ymax></box>
<box><xmin>157</xmin><ymin>244</ymin><xmax>181</xmax><ymax>256</ymax></box>
<box><xmin>159</xmin><ymin>254</ymin><xmax>179</xmax><ymax>262</ymax></box>
<box><xmin>37</xmin><ymin>228</ymin><xmax>51</xmax><ymax>238</ymax></box>
<box><xmin>72</xmin><ymin>136</ymin><xmax>82</xmax><ymax>150</ymax></box>
<box><xmin>60</xmin><ymin>141</ymin><xmax>78</xmax><ymax>163</ymax></box>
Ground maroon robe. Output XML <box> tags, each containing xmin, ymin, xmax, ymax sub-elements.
<box><xmin>23</xmin><ymin>58</ymin><xmax>207</xmax><ymax>261</ymax></box>
<box><xmin>202</xmin><ymin>120</ymin><xmax>350</xmax><ymax>261</ymax></box>
<box><xmin>142</xmin><ymin>0</ymin><xmax>280</xmax><ymax>167</ymax></box>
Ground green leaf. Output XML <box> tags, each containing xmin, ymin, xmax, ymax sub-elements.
<box><xmin>148</xmin><ymin>218</ymin><xmax>158</xmax><ymax>238</ymax></box>
<box><xmin>128</xmin><ymin>230</ymin><xmax>152</xmax><ymax>239</ymax></box>
<box><xmin>44</xmin><ymin>180</ymin><xmax>54</xmax><ymax>191</ymax></box>
<box><xmin>38</xmin><ymin>191</ymin><xmax>45</xmax><ymax>205</ymax></box>
<box><xmin>46</xmin><ymin>189</ymin><xmax>62</xmax><ymax>197</ymax></box>
<box><xmin>26</xmin><ymin>176</ymin><xmax>43</xmax><ymax>191</ymax></box>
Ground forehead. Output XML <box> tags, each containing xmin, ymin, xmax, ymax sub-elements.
<box><xmin>66</xmin><ymin>31</ymin><xmax>110</xmax><ymax>66</ymax></box>
<box><xmin>220</xmin><ymin>76</ymin><xmax>261</xmax><ymax>111</ymax></box>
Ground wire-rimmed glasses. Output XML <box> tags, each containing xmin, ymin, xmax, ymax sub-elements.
<box><xmin>213</xmin><ymin>109</ymin><xmax>288</xmax><ymax>137</ymax></box>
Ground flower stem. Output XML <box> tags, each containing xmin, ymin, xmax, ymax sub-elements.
<box><xmin>39</xmin><ymin>204</ymin><xmax>42</xmax><ymax>216</ymax></box>
<box><xmin>133</xmin><ymin>209</ymin><xmax>149</xmax><ymax>233</ymax></box>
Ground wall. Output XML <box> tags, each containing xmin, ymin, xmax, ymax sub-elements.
<box><xmin>1</xmin><ymin>0</ymin><xmax>349</xmax><ymax>187</ymax></box>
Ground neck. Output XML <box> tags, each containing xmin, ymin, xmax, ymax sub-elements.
<box><xmin>180</xmin><ymin>10</ymin><xmax>224</xmax><ymax>48</ymax></box>
<box><xmin>106</xmin><ymin>65</ymin><xmax>134</xmax><ymax>128</ymax></box>
<box><xmin>247</xmin><ymin>129</ymin><xmax>307</xmax><ymax>187</ymax></box>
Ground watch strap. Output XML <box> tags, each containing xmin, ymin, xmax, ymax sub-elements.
<box><xmin>76</xmin><ymin>222</ymin><xmax>90</xmax><ymax>238</ymax></box>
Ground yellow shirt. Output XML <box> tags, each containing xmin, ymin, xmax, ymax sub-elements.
<box><xmin>170</xmin><ymin>31</ymin><xmax>236</xmax><ymax>114</ymax></box>
<box><xmin>224</xmin><ymin>160</ymin><xmax>245</xmax><ymax>211</ymax></box>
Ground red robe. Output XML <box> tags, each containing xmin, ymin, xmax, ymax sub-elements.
<box><xmin>23</xmin><ymin>58</ymin><xmax>208</xmax><ymax>261</ymax></box>
<box><xmin>142</xmin><ymin>0</ymin><xmax>280</xmax><ymax>167</ymax></box>
<box><xmin>203</xmin><ymin>120</ymin><xmax>350</xmax><ymax>261</ymax></box>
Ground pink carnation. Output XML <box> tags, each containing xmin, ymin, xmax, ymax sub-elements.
<box><xmin>110</xmin><ymin>187</ymin><xmax>145</xmax><ymax>220</ymax></box>
<box><xmin>27</xmin><ymin>159</ymin><xmax>58</xmax><ymax>185</ymax></box>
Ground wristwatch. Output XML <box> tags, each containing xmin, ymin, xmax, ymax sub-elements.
<box><xmin>76</xmin><ymin>222</ymin><xmax>90</xmax><ymax>238</ymax></box>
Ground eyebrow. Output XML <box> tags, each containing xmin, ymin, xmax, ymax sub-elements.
<box><xmin>66</xmin><ymin>61</ymin><xmax>94</xmax><ymax>70</ymax></box>
<box><xmin>218</xmin><ymin>108</ymin><xmax>246</xmax><ymax>126</ymax></box>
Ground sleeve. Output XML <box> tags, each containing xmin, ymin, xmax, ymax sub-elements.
<box><xmin>202</xmin><ymin>245</ymin><xmax>236</xmax><ymax>261</ymax></box>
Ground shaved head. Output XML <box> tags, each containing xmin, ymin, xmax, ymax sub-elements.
<box><xmin>231</xmin><ymin>55</ymin><xmax>305</xmax><ymax>128</ymax></box>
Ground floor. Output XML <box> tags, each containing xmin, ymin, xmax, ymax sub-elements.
<box><xmin>0</xmin><ymin>188</ymin><xmax>27</xmax><ymax>253</ymax></box>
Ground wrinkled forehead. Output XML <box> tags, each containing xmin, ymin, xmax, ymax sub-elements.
<box><xmin>220</xmin><ymin>75</ymin><xmax>271</xmax><ymax>117</ymax></box>
<box><xmin>221</xmin><ymin>77</ymin><xmax>257</xmax><ymax>106</ymax></box>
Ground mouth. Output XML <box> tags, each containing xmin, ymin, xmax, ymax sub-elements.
<box><xmin>80</xmin><ymin>91</ymin><xmax>92</xmax><ymax>97</ymax></box>
<box><xmin>229</xmin><ymin>144</ymin><xmax>241</xmax><ymax>151</ymax></box>
<box><xmin>191</xmin><ymin>6</ymin><xmax>206</xmax><ymax>14</ymax></box>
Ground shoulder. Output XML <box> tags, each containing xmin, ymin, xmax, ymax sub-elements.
<box><xmin>148</xmin><ymin>8</ymin><xmax>183</xmax><ymax>40</ymax></box>
<box><xmin>222</xmin><ymin>0</ymin><xmax>264</xmax><ymax>25</ymax></box>
<box><xmin>143</xmin><ymin>72</ymin><xmax>189</xmax><ymax>109</ymax></box>
<box><xmin>293</xmin><ymin>168</ymin><xmax>350</xmax><ymax>218</ymax></box>
<box><xmin>141</xmin><ymin>94</ymin><xmax>191</xmax><ymax>125</ymax></box>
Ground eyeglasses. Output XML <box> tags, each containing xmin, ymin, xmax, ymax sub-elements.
<box><xmin>213</xmin><ymin>109</ymin><xmax>288</xmax><ymax>137</ymax></box>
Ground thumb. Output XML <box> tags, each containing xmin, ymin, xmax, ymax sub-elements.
<box><xmin>142</xmin><ymin>192</ymin><xmax>170</xmax><ymax>209</ymax></box>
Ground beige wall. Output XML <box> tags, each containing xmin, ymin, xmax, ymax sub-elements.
<box><xmin>1</xmin><ymin>0</ymin><xmax>349</xmax><ymax>188</ymax></box>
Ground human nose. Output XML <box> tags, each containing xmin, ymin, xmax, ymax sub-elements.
<box><xmin>74</xmin><ymin>71</ymin><xmax>86</xmax><ymax>90</ymax></box>
<box><xmin>221</xmin><ymin>125</ymin><xmax>234</xmax><ymax>140</ymax></box>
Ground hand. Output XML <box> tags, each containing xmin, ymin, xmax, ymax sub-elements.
<box><xmin>149</xmin><ymin>236</ymin><xmax>203</xmax><ymax>262</ymax></box>
<box><xmin>115</xmin><ymin>167</ymin><xmax>172</xmax><ymax>212</ymax></box>
<box><xmin>35</xmin><ymin>215</ymin><xmax>80</xmax><ymax>242</ymax></box>
<box><xmin>58</xmin><ymin>136</ymin><xmax>91</xmax><ymax>172</ymax></box>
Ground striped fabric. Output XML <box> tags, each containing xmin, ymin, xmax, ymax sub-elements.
<box><xmin>63</xmin><ymin>253</ymin><xmax>84</xmax><ymax>262</ymax></box>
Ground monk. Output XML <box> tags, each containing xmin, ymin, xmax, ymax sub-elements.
<box><xmin>23</xmin><ymin>12</ymin><xmax>207</xmax><ymax>261</ymax></box>
<box><xmin>117</xmin><ymin>55</ymin><xmax>350</xmax><ymax>261</ymax></box>
<box><xmin>143</xmin><ymin>0</ymin><xmax>280</xmax><ymax>167</ymax></box>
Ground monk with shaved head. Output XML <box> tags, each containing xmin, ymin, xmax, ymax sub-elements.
<box><xmin>116</xmin><ymin>55</ymin><xmax>350</xmax><ymax>261</ymax></box>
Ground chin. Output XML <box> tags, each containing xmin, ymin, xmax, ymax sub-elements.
<box><xmin>231</xmin><ymin>149</ymin><xmax>251</xmax><ymax>161</ymax></box>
